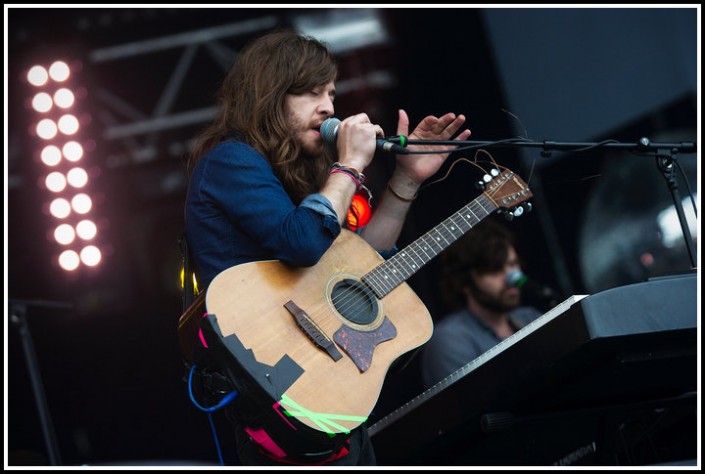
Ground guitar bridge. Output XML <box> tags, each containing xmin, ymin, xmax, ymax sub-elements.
<box><xmin>284</xmin><ymin>300</ymin><xmax>342</xmax><ymax>362</ymax></box>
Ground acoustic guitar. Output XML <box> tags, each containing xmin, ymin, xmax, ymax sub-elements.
<box><xmin>182</xmin><ymin>167</ymin><xmax>532</xmax><ymax>434</ymax></box>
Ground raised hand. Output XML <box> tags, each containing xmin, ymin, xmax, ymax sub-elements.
<box><xmin>394</xmin><ymin>109</ymin><xmax>472</xmax><ymax>185</ymax></box>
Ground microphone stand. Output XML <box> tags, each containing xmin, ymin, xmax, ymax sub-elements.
<box><xmin>9</xmin><ymin>299</ymin><xmax>73</xmax><ymax>466</ymax></box>
<box><xmin>653</xmin><ymin>148</ymin><xmax>697</xmax><ymax>269</ymax></box>
<box><xmin>390</xmin><ymin>136</ymin><xmax>697</xmax><ymax>269</ymax></box>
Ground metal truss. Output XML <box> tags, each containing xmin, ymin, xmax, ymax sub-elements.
<box><xmin>87</xmin><ymin>16</ymin><xmax>280</xmax><ymax>174</ymax></box>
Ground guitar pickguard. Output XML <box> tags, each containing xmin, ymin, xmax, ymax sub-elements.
<box><xmin>325</xmin><ymin>274</ymin><xmax>397</xmax><ymax>372</ymax></box>
<box><xmin>333</xmin><ymin>316</ymin><xmax>397</xmax><ymax>372</ymax></box>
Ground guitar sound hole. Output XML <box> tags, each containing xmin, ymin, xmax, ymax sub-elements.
<box><xmin>331</xmin><ymin>279</ymin><xmax>378</xmax><ymax>325</ymax></box>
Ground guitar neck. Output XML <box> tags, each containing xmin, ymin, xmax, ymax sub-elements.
<box><xmin>362</xmin><ymin>193</ymin><xmax>497</xmax><ymax>298</ymax></box>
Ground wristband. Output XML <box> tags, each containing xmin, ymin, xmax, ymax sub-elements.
<box><xmin>329</xmin><ymin>162</ymin><xmax>366</xmax><ymax>189</ymax></box>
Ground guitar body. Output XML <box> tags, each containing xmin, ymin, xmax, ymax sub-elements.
<box><xmin>205</xmin><ymin>229</ymin><xmax>433</xmax><ymax>433</ymax></box>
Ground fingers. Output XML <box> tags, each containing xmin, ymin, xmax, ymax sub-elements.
<box><xmin>439</xmin><ymin>114</ymin><xmax>471</xmax><ymax>144</ymax></box>
<box><xmin>414</xmin><ymin>112</ymin><xmax>469</xmax><ymax>140</ymax></box>
<box><xmin>454</xmin><ymin>128</ymin><xmax>472</xmax><ymax>141</ymax></box>
<box><xmin>396</xmin><ymin>109</ymin><xmax>409</xmax><ymax>136</ymax></box>
<box><xmin>435</xmin><ymin>113</ymin><xmax>466</xmax><ymax>137</ymax></box>
<box><xmin>344</xmin><ymin>113</ymin><xmax>384</xmax><ymax>131</ymax></box>
<box><xmin>340</xmin><ymin>113</ymin><xmax>383</xmax><ymax>136</ymax></box>
<box><xmin>341</xmin><ymin>112</ymin><xmax>370</xmax><ymax>126</ymax></box>
<box><xmin>337</xmin><ymin>113</ymin><xmax>384</xmax><ymax>166</ymax></box>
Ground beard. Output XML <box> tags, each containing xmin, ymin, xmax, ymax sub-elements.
<box><xmin>470</xmin><ymin>285</ymin><xmax>521</xmax><ymax>313</ymax></box>
<box><xmin>285</xmin><ymin>113</ymin><xmax>324</xmax><ymax>159</ymax></box>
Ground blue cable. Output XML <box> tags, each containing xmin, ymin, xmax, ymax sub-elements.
<box><xmin>187</xmin><ymin>364</ymin><xmax>238</xmax><ymax>465</ymax></box>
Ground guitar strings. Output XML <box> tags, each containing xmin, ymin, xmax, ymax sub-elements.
<box><xmin>418</xmin><ymin>148</ymin><xmax>503</xmax><ymax>194</ymax></box>
<box><xmin>357</xmin><ymin>197</ymin><xmax>485</xmax><ymax>299</ymax></box>
<box><xmin>331</xmin><ymin>159</ymin><xmax>525</xmax><ymax>320</ymax></box>
<box><xmin>330</xmin><ymin>158</ymin><xmax>519</xmax><ymax>319</ymax></box>
<box><xmin>329</xmin><ymin>195</ymin><xmax>495</xmax><ymax>319</ymax></box>
<box><xmin>364</xmin><ymin>195</ymin><xmax>493</xmax><ymax>295</ymax></box>
<box><xmin>359</xmin><ymin>156</ymin><xmax>504</xmax><ymax>302</ymax></box>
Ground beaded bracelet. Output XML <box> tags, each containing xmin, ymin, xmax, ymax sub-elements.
<box><xmin>329</xmin><ymin>162</ymin><xmax>366</xmax><ymax>189</ymax></box>
<box><xmin>387</xmin><ymin>182</ymin><xmax>418</xmax><ymax>202</ymax></box>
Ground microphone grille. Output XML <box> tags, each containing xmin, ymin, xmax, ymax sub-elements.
<box><xmin>506</xmin><ymin>269</ymin><xmax>526</xmax><ymax>287</ymax></box>
<box><xmin>320</xmin><ymin>117</ymin><xmax>340</xmax><ymax>147</ymax></box>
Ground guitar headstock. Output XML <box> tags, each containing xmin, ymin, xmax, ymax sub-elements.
<box><xmin>480</xmin><ymin>169</ymin><xmax>533</xmax><ymax>220</ymax></box>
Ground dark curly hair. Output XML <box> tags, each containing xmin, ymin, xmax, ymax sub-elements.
<box><xmin>440</xmin><ymin>217</ymin><xmax>518</xmax><ymax>309</ymax></box>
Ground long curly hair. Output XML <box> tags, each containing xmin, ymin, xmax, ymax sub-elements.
<box><xmin>188</xmin><ymin>29</ymin><xmax>338</xmax><ymax>204</ymax></box>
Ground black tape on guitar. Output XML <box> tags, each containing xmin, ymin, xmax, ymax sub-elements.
<box><xmin>199</xmin><ymin>313</ymin><xmax>352</xmax><ymax>464</ymax></box>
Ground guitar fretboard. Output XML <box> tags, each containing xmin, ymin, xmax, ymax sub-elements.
<box><xmin>362</xmin><ymin>193</ymin><xmax>496</xmax><ymax>298</ymax></box>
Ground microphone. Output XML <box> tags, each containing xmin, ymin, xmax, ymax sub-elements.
<box><xmin>320</xmin><ymin>117</ymin><xmax>409</xmax><ymax>154</ymax></box>
<box><xmin>506</xmin><ymin>269</ymin><xmax>562</xmax><ymax>311</ymax></box>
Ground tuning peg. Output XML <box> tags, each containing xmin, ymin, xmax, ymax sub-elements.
<box><xmin>512</xmin><ymin>206</ymin><xmax>524</xmax><ymax>218</ymax></box>
<box><xmin>475</xmin><ymin>180</ymin><xmax>485</xmax><ymax>190</ymax></box>
<box><xmin>489</xmin><ymin>168</ymin><xmax>500</xmax><ymax>177</ymax></box>
<box><xmin>503</xmin><ymin>211</ymin><xmax>515</xmax><ymax>221</ymax></box>
<box><xmin>523</xmin><ymin>202</ymin><xmax>533</xmax><ymax>213</ymax></box>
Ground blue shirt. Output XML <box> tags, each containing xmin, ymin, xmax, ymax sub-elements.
<box><xmin>419</xmin><ymin>306</ymin><xmax>542</xmax><ymax>388</ymax></box>
<box><xmin>185</xmin><ymin>140</ymin><xmax>341</xmax><ymax>288</ymax></box>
